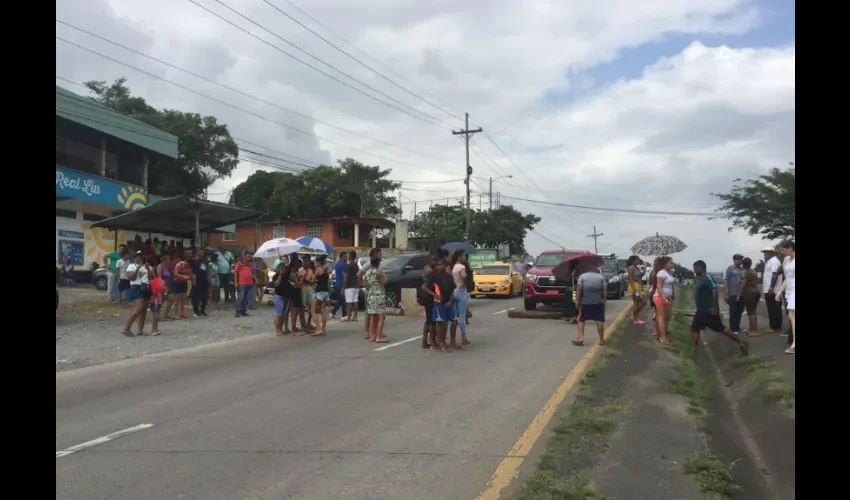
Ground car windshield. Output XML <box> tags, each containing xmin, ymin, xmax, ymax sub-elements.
<box><xmin>480</xmin><ymin>266</ymin><xmax>510</xmax><ymax>275</ymax></box>
<box><xmin>602</xmin><ymin>261</ymin><xmax>618</xmax><ymax>273</ymax></box>
<box><xmin>378</xmin><ymin>255</ymin><xmax>407</xmax><ymax>271</ymax></box>
<box><xmin>535</xmin><ymin>253</ymin><xmax>568</xmax><ymax>267</ymax></box>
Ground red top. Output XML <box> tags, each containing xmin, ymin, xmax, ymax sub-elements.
<box><xmin>235</xmin><ymin>262</ymin><xmax>254</xmax><ymax>286</ymax></box>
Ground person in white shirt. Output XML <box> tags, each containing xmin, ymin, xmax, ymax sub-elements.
<box><xmin>122</xmin><ymin>251</ymin><xmax>154</xmax><ymax>337</ymax></box>
<box><xmin>761</xmin><ymin>246</ymin><xmax>784</xmax><ymax>334</ymax></box>
<box><xmin>652</xmin><ymin>256</ymin><xmax>677</xmax><ymax>347</ymax></box>
<box><xmin>775</xmin><ymin>240</ymin><xmax>795</xmax><ymax>354</ymax></box>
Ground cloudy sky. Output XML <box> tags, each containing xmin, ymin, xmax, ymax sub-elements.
<box><xmin>56</xmin><ymin>0</ymin><xmax>794</xmax><ymax>271</ymax></box>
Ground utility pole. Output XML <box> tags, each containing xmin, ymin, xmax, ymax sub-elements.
<box><xmin>587</xmin><ymin>225</ymin><xmax>604</xmax><ymax>253</ymax></box>
<box><xmin>397</xmin><ymin>183</ymin><xmax>402</xmax><ymax>220</ymax></box>
<box><xmin>452</xmin><ymin>112</ymin><xmax>482</xmax><ymax>242</ymax></box>
<box><xmin>489</xmin><ymin>177</ymin><xmax>493</xmax><ymax>211</ymax></box>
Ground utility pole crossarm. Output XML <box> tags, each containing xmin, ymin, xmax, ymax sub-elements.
<box><xmin>451</xmin><ymin>112</ymin><xmax>482</xmax><ymax>243</ymax></box>
<box><xmin>587</xmin><ymin>225</ymin><xmax>604</xmax><ymax>254</ymax></box>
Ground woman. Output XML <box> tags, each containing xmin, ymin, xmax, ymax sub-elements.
<box><xmin>271</xmin><ymin>262</ymin><xmax>290</xmax><ymax>336</ymax></box>
<box><xmin>170</xmin><ymin>250</ymin><xmax>192</xmax><ymax>320</ymax></box>
<box><xmin>288</xmin><ymin>257</ymin><xmax>311</xmax><ymax>335</ymax></box>
<box><xmin>122</xmin><ymin>251</ymin><xmax>153</xmax><ymax>337</ymax></box>
<box><xmin>208</xmin><ymin>253</ymin><xmax>220</xmax><ymax>306</ymax></box>
<box><xmin>255</xmin><ymin>258</ymin><xmax>268</xmax><ymax>305</ymax></box>
<box><xmin>299</xmin><ymin>259</ymin><xmax>316</xmax><ymax>328</ymax></box>
<box><xmin>159</xmin><ymin>254</ymin><xmax>175</xmax><ymax>320</ymax></box>
<box><xmin>311</xmin><ymin>255</ymin><xmax>330</xmax><ymax>336</ymax></box>
<box><xmin>775</xmin><ymin>241</ymin><xmax>795</xmax><ymax>354</ymax></box>
<box><xmin>360</xmin><ymin>254</ymin><xmax>388</xmax><ymax>343</ymax></box>
<box><xmin>626</xmin><ymin>255</ymin><xmax>646</xmax><ymax>324</ymax></box>
<box><xmin>737</xmin><ymin>257</ymin><xmax>762</xmax><ymax>337</ymax></box>
<box><xmin>653</xmin><ymin>256</ymin><xmax>676</xmax><ymax>347</ymax></box>
<box><xmin>451</xmin><ymin>250</ymin><xmax>470</xmax><ymax>348</ymax></box>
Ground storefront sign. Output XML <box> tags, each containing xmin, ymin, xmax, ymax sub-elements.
<box><xmin>55</xmin><ymin>166</ymin><xmax>149</xmax><ymax>210</ymax></box>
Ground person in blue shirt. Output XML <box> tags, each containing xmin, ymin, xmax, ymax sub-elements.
<box><xmin>691</xmin><ymin>260</ymin><xmax>748</xmax><ymax>358</ymax></box>
<box><xmin>330</xmin><ymin>253</ymin><xmax>348</xmax><ymax>319</ymax></box>
<box><xmin>217</xmin><ymin>250</ymin><xmax>234</xmax><ymax>303</ymax></box>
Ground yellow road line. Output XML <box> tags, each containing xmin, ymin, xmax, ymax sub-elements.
<box><xmin>474</xmin><ymin>303</ymin><xmax>632</xmax><ymax>500</ymax></box>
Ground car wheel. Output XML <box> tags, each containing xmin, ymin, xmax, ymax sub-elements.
<box><xmin>384</xmin><ymin>287</ymin><xmax>400</xmax><ymax>309</ymax></box>
<box><xmin>524</xmin><ymin>299</ymin><xmax>536</xmax><ymax>311</ymax></box>
<box><xmin>506</xmin><ymin>285</ymin><xmax>513</xmax><ymax>298</ymax></box>
<box><xmin>95</xmin><ymin>275</ymin><xmax>108</xmax><ymax>291</ymax></box>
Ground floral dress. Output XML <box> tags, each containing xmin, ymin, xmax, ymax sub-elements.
<box><xmin>364</xmin><ymin>268</ymin><xmax>386</xmax><ymax>315</ymax></box>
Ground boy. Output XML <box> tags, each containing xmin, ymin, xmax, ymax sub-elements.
<box><xmin>418</xmin><ymin>260</ymin><xmax>436</xmax><ymax>349</ymax></box>
<box><xmin>425</xmin><ymin>258</ymin><xmax>455</xmax><ymax>352</ymax></box>
<box><xmin>691</xmin><ymin>260</ymin><xmax>748</xmax><ymax>357</ymax></box>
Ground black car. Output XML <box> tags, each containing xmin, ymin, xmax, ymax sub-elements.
<box><xmin>601</xmin><ymin>259</ymin><xmax>626</xmax><ymax>299</ymax></box>
<box><xmin>378</xmin><ymin>253</ymin><xmax>430</xmax><ymax>308</ymax></box>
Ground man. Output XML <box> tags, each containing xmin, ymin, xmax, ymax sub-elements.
<box><xmin>724</xmin><ymin>254</ymin><xmax>745</xmax><ymax>335</ymax></box>
<box><xmin>691</xmin><ymin>260</ymin><xmax>748</xmax><ymax>357</ymax></box>
<box><xmin>761</xmin><ymin>246</ymin><xmax>784</xmax><ymax>334</ymax></box>
<box><xmin>343</xmin><ymin>250</ymin><xmax>360</xmax><ymax>322</ymax></box>
<box><xmin>115</xmin><ymin>249</ymin><xmax>132</xmax><ymax>309</ymax></box>
<box><xmin>216</xmin><ymin>250</ymin><xmax>232</xmax><ymax>303</ymax></box>
<box><xmin>234</xmin><ymin>251</ymin><xmax>256</xmax><ymax>317</ymax></box>
<box><xmin>331</xmin><ymin>253</ymin><xmax>348</xmax><ymax>320</ymax></box>
<box><xmin>573</xmin><ymin>263</ymin><xmax>607</xmax><ymax>346</ymax></box>
<box><xmin>103</xmin><ymin>244</ymin><xmax>127</xmax><ymax>303</ymax></box>
<box><xmin>190</xmin><ymin>249</ymin><xmax>210</xmax><ymax>317</ymax></box>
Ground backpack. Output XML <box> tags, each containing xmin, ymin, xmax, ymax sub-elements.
<box><xmin>465</xmin><ymin>263</ymin><xmax>475</xmax><ymax>293</ymax></box>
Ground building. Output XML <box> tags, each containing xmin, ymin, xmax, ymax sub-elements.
<box><xmin>55</xmin><ymin>85</ymin><xmax>180</xmax><ymax>275</ymax></box>
<box><xmin>207</xmin><ymin>217</ymin><xmax>407</xmax><ymax>254</ymax></box>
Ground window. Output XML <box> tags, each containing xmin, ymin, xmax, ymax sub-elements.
<box><xmin>273</xmin><ymin>226</ymin><xmax>286</xmax><ymax>238</ymax></box>
<box><xmin>407</xmin><ymin>255</ymin><xmax>428</xmax><ymax>270</ymax></box>
<box><xmin>82</xmin><ymin>213</ymin><xmax>106</xmax><ymax>222</ymax></box>
<box><xmin>223</xmin><ymin>232</ymin><xmax>236</xmax><ymax>242</ymax></box>
<box><xmin>306</xmin><ymin>225</ymin><xmax>323</xmax><ymax>238</ymax></box>
<box><xmin>56</xmin><ymin>208</ymin><xmax>76</xmax><ymax>219</ymax></box>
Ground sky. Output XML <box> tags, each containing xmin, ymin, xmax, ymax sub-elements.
<box><xmin>56</xmin><ymin>0</ymin><xmax>794</xmax><ymax>271</ymax></box>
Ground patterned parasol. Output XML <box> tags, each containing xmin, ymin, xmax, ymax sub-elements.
<box><xmin>631</xmin><ymin>233</ymin><xmax>687</xmax><ymax>256</ymax></box>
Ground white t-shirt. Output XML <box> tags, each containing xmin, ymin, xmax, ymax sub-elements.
<box><xmin>655</xmin><ymin>269</ymin><xmax>676</xmax><ymax>297</ymax></box>
<box><xmin>452</xmin><ymin>263</ymin><xmax>466</xmax><ymax>289</ymax></box>
<box><xmin>126</xmin><ymin>263</ymin><xmax>150</xmax><ymax>285</ymax></box>
<box><xmin>782</xmin><ymin>256</ymin><xmax>795</xmax><ymax>293</ymax></box>
<box><xmin>763</xmin><ymin>256</ymin><xmax>783</xmax><ymax>292</ymax></box>
<box><xmin>116</xmin><ymin>259</ymin><xmax>130</xmax><ymax>280</ymax></box>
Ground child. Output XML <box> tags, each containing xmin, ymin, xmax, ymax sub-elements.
<box><xmin>425</xmin><ymin>258</ymin><xmax>455</xmax><ymax>352</ymax></box>
<box><xmin>418</xmin><ymin>260</ymin><xmax>436</xmax><ymax>349</ymax></box>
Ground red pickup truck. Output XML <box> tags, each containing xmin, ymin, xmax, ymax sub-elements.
<box><xmin>522</xmin><ymin>249</ymin><xmax>591</xmax><ymax>310</ymax></box>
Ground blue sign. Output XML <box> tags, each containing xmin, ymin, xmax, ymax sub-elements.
<box><xmin>58</xmin><ymin>229</ymin><xmax>85</xmax><ymax>239</ymax></box>
<box><xmin>58</xmin><ymin>239</ymin><xmax>85</xmax><ymax>267</ymax></box>
<box><xmin>55</xmin><ymin>166</ymin><xmax>149</xmax><ymax>210</ymax></box>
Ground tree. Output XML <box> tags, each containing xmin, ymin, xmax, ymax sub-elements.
<box><xmin>230</xmin><ymin>158</ymin><xmax>401</xmax><ymax>220</ymax></box>
<box><xmin>712</xmin><ymin>165</ymin><xmax>795</xmax><ymax>240</ymax></box>
<box><xmin>409</xmin><ymin>203</ymin><xmax>540</xmax><ymax>254</ymax></box>
<box><xmin>84</xmin><ymin>78</ymin><xmax>239</xmax><ymax>197</ymax></box>
<box><xmin>672</xmin><ymin>262</ymin><xmax>695</xmax><ymax>280</ymax></box>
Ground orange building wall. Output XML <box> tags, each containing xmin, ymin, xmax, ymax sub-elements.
<box><xmin>208</xmin><ymin>221</ymin><xmax>370</xmax><ymax>250</ymax></box>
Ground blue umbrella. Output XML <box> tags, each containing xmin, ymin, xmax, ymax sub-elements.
<box><xmin>441</xmin><ymin>241</ymin><xmax>475</xmax><ymax>255</ymax></box>
<box><xmin>295</xmin><ymin>236</ymin><xmax>334</xmax><ymax>254</ymax></box>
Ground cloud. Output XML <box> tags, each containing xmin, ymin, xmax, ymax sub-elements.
<box><xmin>55</xmin><ymin>0</ymin><xmax>793</xmax><ymax>270</ymax></box>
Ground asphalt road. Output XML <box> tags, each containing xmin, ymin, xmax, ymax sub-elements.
<box><xmin>57</xmin><ymin>296</ymin><xmax>630</xmax><ymax>500</ymax></box>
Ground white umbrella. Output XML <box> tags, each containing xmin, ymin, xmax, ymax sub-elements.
<box><xmin>255</xmin><ymin>238</ymin><xmax>306</xmax><ymax>260</ymax></box>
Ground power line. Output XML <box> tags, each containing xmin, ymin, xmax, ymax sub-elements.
<box><xmin>189</xmin><ymin>0</ymin><xmax>454</xmax><ymax>130</ymax></box>
<box><xmin>56</xmin><ymin>19</ymin><xmax>456</xmax><ymax>164</ymax></box>
<box><xmin>55</xmin><ymin>38</ymin><xmax>444</xmax><ymax>171</ymax></box>
<box><xmin>262</xmin><ymin>0</ymin><xmax>465</xmax><ymax>126</ymax></box>
<box><xmin>498</xmin><ymin>194</ymin><xmax>724</xmax><ymax>216</ymax></box>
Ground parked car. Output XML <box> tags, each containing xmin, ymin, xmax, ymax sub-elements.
<box><xmin>471</xmin><ymin>262</ymin><xmax>523</xmax><ymax>298</ymax></box>
<box><xmin>522</xmin><ymin>249</ymin><xmax>591</xmax><ymax>310</ymax></box>
<box><xmin>92</xmin><ymin>267</ymin><xmax>108</xmax><ymax>291</ymax></box>
<box><xmin>600</xmin><ymin>258</ymin><xmax>626</xmax><ymax>299</ymax></box>
<box><xmin>378</xmin><ymin>253</ymin><xmax>430</xmax><ymax>308</ymax></box>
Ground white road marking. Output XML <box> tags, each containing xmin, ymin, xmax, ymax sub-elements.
<box><xmin>493</xmin><ymin>307</ymin><xmax>516</xmax><ymax>315</ymax></box>
<box><xmin>56</xmin><ymin>423</ymin><xmax>154</xmax><ymax>458</ymax></box>
<box><xmin>373</xmin><ymin>336</ymin><xmax>421</xmax><ymax>352</ymax></box>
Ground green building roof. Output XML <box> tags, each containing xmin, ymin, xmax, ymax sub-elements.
<box><xmin>55</xmin><ymin>86</ymin><xmax>179</xmax><ymax>159</ymax></box>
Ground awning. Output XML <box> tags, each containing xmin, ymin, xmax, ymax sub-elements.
<box><xmin>91</xmin><ymin>195</ymin><xmax>264</xmax><ymax>237</ymax></box>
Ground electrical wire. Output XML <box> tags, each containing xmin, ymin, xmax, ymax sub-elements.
<box><xmin>56</xmin><ymin>19</ymin><xmax>457</xmax><ymax>164</ymax></box>
<box><xmin>55</xmin><ymin>39</ymin><xmax>444</xmax><ymax>172</ymax></box>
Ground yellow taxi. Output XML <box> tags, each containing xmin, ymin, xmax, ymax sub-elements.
<box><xmin>470</xmin><ymin>263</ymin><xmax>523</xmax><ymax>298</ymax></box>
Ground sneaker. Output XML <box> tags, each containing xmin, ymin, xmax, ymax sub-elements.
<box><xmin>780</xmin><ymin>331</ymin><xmax>789</xmax><ymax>337</ymax></box>
<box><xmin>785</xmin><ymin>346</ymin><xmax>795</xmax><ymax>354</ymax></box>
<box><xmin>633</xmin><ymin>319</ymin><xmax>647</xmax><ymax>325</ymax></box>
<box><xmin>732</xmin><ymin>331</ymin><xmax>740</xmax><ymax>336</ymax></box>
<box><xmin>234</xmin><ymin>312</ymin><xmax>242</xmax><ymax>318</ymax></box>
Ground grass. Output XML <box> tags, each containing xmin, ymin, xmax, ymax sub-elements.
<box><xmin>664</xmin><ymin>288</ymin><xmax>712</xmax><ymax>417</ymax></box>
<box><xmin>683</xmin><ymin>453</ymin><xmax>743</xmax><ymax>496</ymax></box>
<box><xmin>730</xmin><ymin>356</ymin><xmax>795</xmax><ymax>410</ymax></box>
<box><xmin>515</xmin><ymin>312</ymin><xmax>631</xmax><ymax>500</ymax></box>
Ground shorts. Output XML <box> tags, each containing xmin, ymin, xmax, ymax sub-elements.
<box><xmin>172</xmin><ymin>281</ymin><xmax>188</xmax><ymax>294</ymax></box>
<box><xmin>691</xmin><ymin>311</ymin><xmax>725</xmax><ymax>333</ymax></box>
<box><xmin>274</xmin><ymin>294</ymin><xmax>290</xmax><ymax>317</ymax></box>
<box><xmin>433</xmin><ymin>302</ymin><xmax>454</xmax><ymax>322</ymax></box>
<box><xmin>210</xmin><ymin>275</ymin><xmax>220</xmax><ymax>287</ymax></box>
<box><xmin>302</xmin><ymin>290</ymin><xmax>315</xmax><ymax>305</ymax></box>
<box><xmin>652</xmin><ymin>294</ymin><xmax>670</xmax><ymax>309</ymax></box>
<box><xmin>314</xmin><ymin>291</ymin><xmax>329</xmax><ymax>302</ymax></box>
<box><xmin>743</xmin><ymin>290</ymin><xmax>761</xmax><ymax>315</ymax></box>
<box><xmin>127</xmin><ymin>284</ymin><xmax>152</xmax><ymax>302</ymax></box>
<box><xmin>118</xmin><ymin>279</ymin><xmax>130</xmax><ymax>291</ymax></box>
<box><xmin>578</xmin><ymin>303</ymin><xmax>605</xmax><ymax>323</ymax></box>
<box><xmin>345</xmin><ymin>288</ymin><xmax>359</xmax><ymax>303</ymax></box>
<box><xmin>423</xmin><ymin>300</ymin><xmax>435</xmax><ymax>325</ymax></box>
<box><xmin>627</xmin><ymin>282</ymin><xmax>642</xmax><ymax>297</ymax></box>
